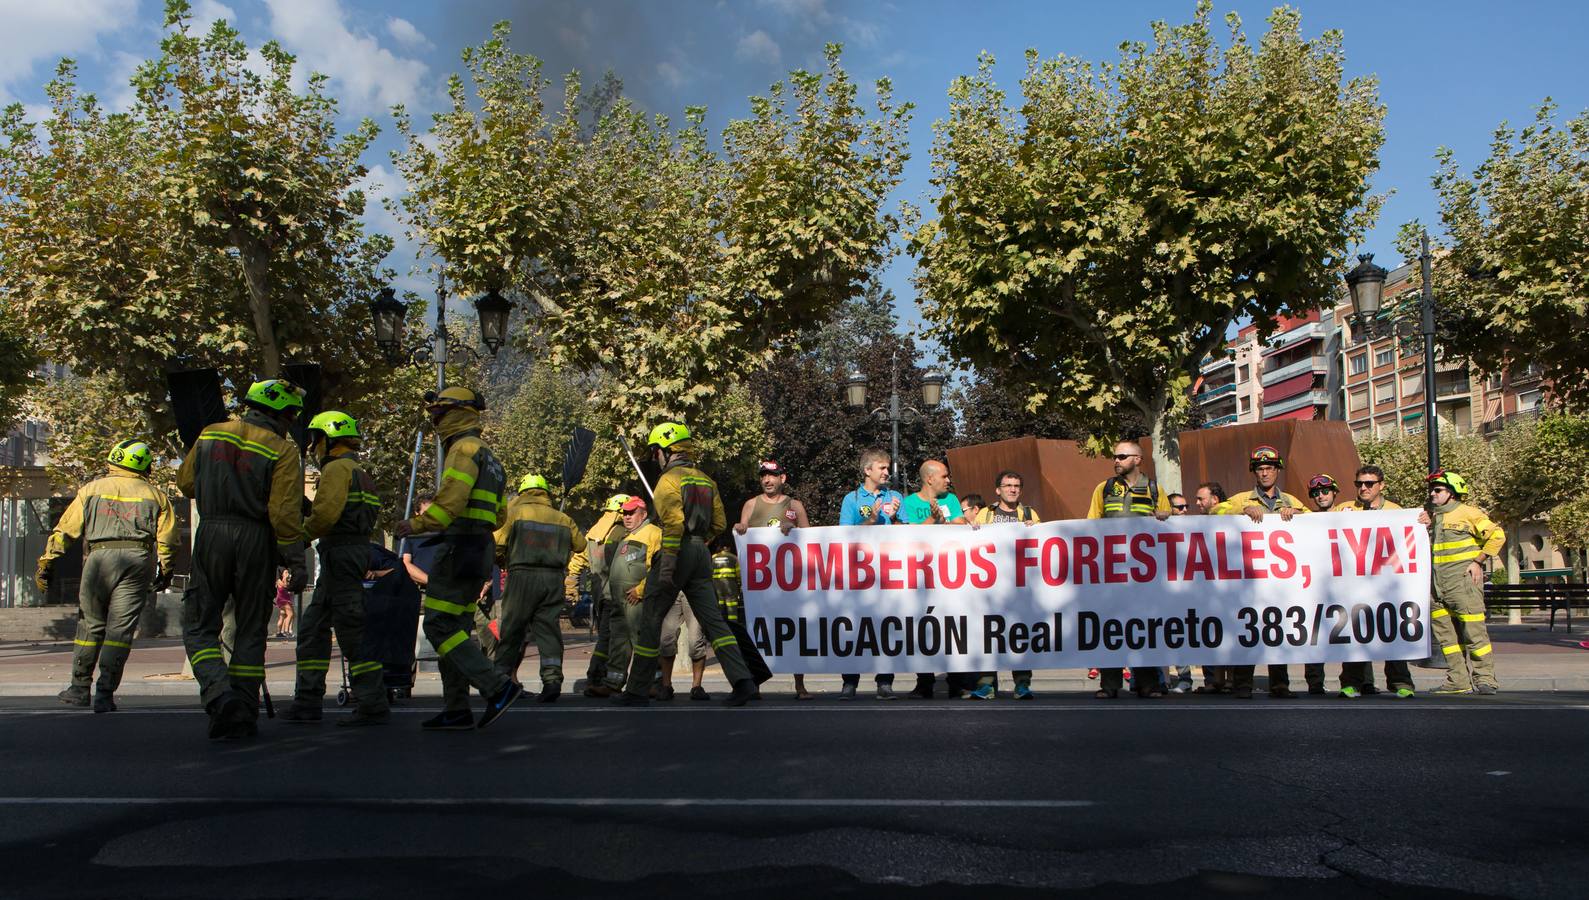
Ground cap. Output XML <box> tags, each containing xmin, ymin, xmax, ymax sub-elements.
<box><xmin>620</xmin><ymin>496</ymin><xmax>648</xmax><ymax>513</ymax></box>
<box><xmin>758</xmin><ymin>460</ymin><xmax>785</xmax><ymax>476</ymax></box>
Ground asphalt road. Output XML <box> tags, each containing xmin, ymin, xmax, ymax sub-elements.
<box><xmin>2</xmin><ymin>692</ymin><xmax>1586</xmax><ymax>899</ymax></box>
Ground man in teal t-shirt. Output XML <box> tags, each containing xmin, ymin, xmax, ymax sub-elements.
<box><xmin>898</xmin><ymin>459</ymin><xmax>966</xmax><ymax>699</ymax></box>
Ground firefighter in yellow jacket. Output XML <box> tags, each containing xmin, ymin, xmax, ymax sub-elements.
<box><xmin>393</xmin><ymin>386</ymin><xmax>522</xmax><ymax>730</ymax></box>
<box><xmin>36</xmin><ymin>440</ymin><xmax>178</xmax><ymax>713</ymax></box>
<box><xmin>178</xmin><ymin>379</ymin><xmax>306</xmax><ymax>740</ymax></box>
<box><xmin>616</xmin><ymin>422</ymin><xmax>757</xmax><ymax>707</ymax></box>
<box><xmin>283</xmin><ymin>411</ymin><xmax>390</xmax><ymax>726</ymax></box>
<box><xmin>1219</xmin><ymin>445</ymin><xmax>1307</xmax><ymax>699</ymax></box>
<box><xmin>493</xmin><ymin>474</ymin><xmax>586</xmax><ymax>703</ymax></box>
<box><xmin>581</xmin><ymin>493</ymin><xmax>631</xmax><ymax>692</ymax></box>
<box><xmin>1423</xmin><ymin>470</ymin><xmax>1504</xmax><ymax>695</ymax></box>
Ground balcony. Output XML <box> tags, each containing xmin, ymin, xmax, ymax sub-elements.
<box><xmin>1435</xmin><ymin>378</ymin><xmax>1471</xmax><ymax>399</ymax></box>
<box><xmin>1262</xmin><ymin>321</ymin><xmax>1326</xmax><ymax>356</ymax></box>
<box><xmin>1199</xmin><ymin>354</ymin><xmax>1235</xmax><ymax>375</ymax></box>
<box><xmin>1196</xmin><ymin>382</ymin><xmax>1237</xmax><ymax>404</ymax></box>
<box><xmin>1261</xmin><ymin>389</ymin><xmax>1330</xmax><ymax>418</ymax></box>
<box><xmin>1203</xmin><ymin>413</ymin><xmax>1238</xmax><ymax>428</ymax></box>
<box><xmin>1260</xmin><ymin>356</ymin><xmax>1328</xmax><ymax>387</ymax></box>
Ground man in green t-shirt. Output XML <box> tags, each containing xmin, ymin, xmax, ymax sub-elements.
<box><xmin>899</xmin><ymin>460</ymin><xmax>966</xmax><ymax>699</ymax></box>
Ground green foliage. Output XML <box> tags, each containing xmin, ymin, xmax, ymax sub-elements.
<box><xmin>1418</xmin><ymin>102</ymin><xmax>1589</xmax><ymax>404</ymax></box>
<box><xmin>22</xmin><ymin>373</ymin><xmax>176</xmax><ymax>492</ymax></box>
<box><xmin>393</xmin><ymin>27</ymin><xmax>910</xmax><ymax>450</ymax></box>
<box><xmin>0</xmin><ymin>309</ymin><xmax>35</xmax><ymax>433</ymax></box>
<box><xmin>0</xmin><ymin>0</ymin><xmax>395</xmax><ymax>454</ymax></box>
<box><xmin>912</xmin><ymin>3</ymin><xmax>1383</xmax><ymax>484</ymax></box>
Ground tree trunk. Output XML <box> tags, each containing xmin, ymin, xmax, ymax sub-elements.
<box><xmin>1149</xmin><ymin>412</ymin><xmax>1183</xmax><ymax>494</ymax></box>
<box><xmin>233</xmin><ymin>236</ymin><xmax>282</xmax><ymax>378</ymax></box>
<box><xmin>1504</xmin><ymin>532</ymin><xmax>1523</xmax><ymax>625</ymax></box>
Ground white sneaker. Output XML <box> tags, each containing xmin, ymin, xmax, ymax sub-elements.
<box><xmin>1171</xmin><ymin>681</ymin><xmax>1193</xmax><ymax>694</ymax></box>
<box><xmin>838</xmin><ymin>683</ymin><xmax>857</xmax><ymax>701</ymax></box>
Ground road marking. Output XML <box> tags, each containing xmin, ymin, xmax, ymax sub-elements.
<box><xmin>1486</xmin><ymin>770</ymin><xmax>1512</xmax><ymax>776</ymax></box>
<box><xmin>0</xmin><ymin>796</ymin><xmax>1094</xmax><ymax>809</ymax></box>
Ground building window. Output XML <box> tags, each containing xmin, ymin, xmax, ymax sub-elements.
<box><xmin>1487</xmin><ymin>373</ymin><xmax>1503</xmax><ymax>391</ymax></box>
<box><xmin>1349</xmin><ymin>354</ymin><xmax>1367</xmax><ymax>376</ymax></box>
<box><xmin>1517</xmin><ymin>389</ymin><xmax>1542</xmax><ymax>411</ymax></box>
<box><xmin>1374</xmin><ymin>347</ymin><xmax>1395</xmax><ymax>367</ymax></box>
<box><xmin>1401</xmin><ymin>374</ymin><xmax>1422</xmax><ymax>397</ymax></box>
<box><xmin>1349</xmin><ymin>389</ymin><xmax>1368</xmax><ymax>412</ymax></box>
<box><xmin>1237</xmin><ymin>365</ymin><xmax>1249</xmax><ymax>383</ymax></box>
<box><xmin>1240</xmin><ymin>396</ymin><xmax>1251</xmax><ymax>413</ymax></box>
<box><xmin>1375</xmin><ymin>380</ymin><xmax>1395</xmax><ymax>405</ymax></box>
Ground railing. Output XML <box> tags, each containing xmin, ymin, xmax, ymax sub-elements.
<box><xmin>1262</xmin><ymin>321</ymin><xmax>1325</xmax><ymax>356</ymax></box>
<box><xmin>1435</xmin><ymin>378</ymin><xmax>1471</xmax><ymax>398</ymax></box>
<box><xmin>1261</xmin><ymin>389</ymin><xmax>1330</xmax><ymax>418</ymax></box>
<box><xmin>1196</xmin><ymin>382</ymin><xmax>1237</xmax><ymax>403</ymax></box>
<box><xmin>1202</xmin><ymin>413</ymin><xmax>1238</xmax><ymax>428</ymax></box>
<box><xmin>1260</xmin><ymin>356</ymin><xmax>1327</xmax><ymax>387</ymax></box>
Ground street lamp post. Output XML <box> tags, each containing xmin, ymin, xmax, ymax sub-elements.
<box><xmin>1344</xmin><ymin>231</ymin><xmax>1440</xmax><ymax>474</ymax></box>
<box><xmin>843</xmin><ymin>349</ymin><xmax>946</xmax><ymax>492</ymax></box>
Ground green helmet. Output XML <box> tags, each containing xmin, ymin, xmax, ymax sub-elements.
<box><xmin>603</xmin><ymin>493</ymin><xmax>633</xmax><ymax>512</ymax></box>
<box><xmin>307</xmin><ymin>411</ymin><xmax>359</xmax><ymax>442</ymax></box>
<box><xmin>1427</xmin><ymin>470</ymin><xmax>1470</xmax><ymax>497</ymax></box>
<box><xmin>244</xmin><ymin>379</ymin><xmax>306</xmax><ymax>414</ymax></box>
<box><xmin>518</xmin><ymin>473</ymin><xmax>550</xmax><ymax>493</ymax></box>
<box><xmin>106</xmin><ymin>440</ymin><xmax>153</xmax><ymax>474</ymax></box>
<box><xmin>647</xmin><ymin>421</ymin><xmax>691</xmax><ymax>449</ymax></box>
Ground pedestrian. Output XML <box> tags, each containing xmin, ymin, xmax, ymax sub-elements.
<box><xmin>587</xmin><ymin>495</ymin><xmax>660</xmax><ymax>698</ymax></box>
<box><xmin>960</xmin><ymin>493</ymin><xmax>985</xmax><ymax>521</ymax></box>
<box><xmin>615</xmin><ymin>422</ymin><xmax>758</xmax><ymax>707</ymax></box>
<box><xmin>176</xmin><ymin>379</ymin><xmax>307</xmax><ymax>739</ymax></box>
<box><xmin>1191</xmin><ymin>481</ymin><xmax>1232</xmax><ymax>694</ymax></box>
<box><xmin>1421</xmin><ymin>471</ymin><xmax>1504</xmax><ymax>695</ymax></box>
<box><xmin>837</xmin><ymin>448</ymin><xmax>906</xmax><ymax>699</ymax></box>
<box><xmin>492</xmin><ymin>474</ymin><xmax>586</xmax><ymax>703</ymax></box>
<box><xmin>900</xmin><ymin>460</ymin><xmax>966</xmax><ymax>699</ymax></box>
<box><xmin>274</xmin><ymin>570</ymin><xmax>296</xmax><ymax>638</ymax></box>
<box><xmin>283</xmin><ymin>411</ymin><xmax>390</xmax><ymax>726</ymax></box>
<box><xmin>968</xmin><ymin>470</ymin><xmax>1041</xmax><ymax>700</ymax></box>
<box><xmin>393</xmin><ymin>386</ymin><xmax>522</xmax><ymax>731</ymax></box>
<box><xmin>1276</xmin><ymin>473</ymin><xmax>1349</xmax><ymax>695</ymax></box>
<box><xmin>36</xmin><ymin>439</ymin><xmax>178</xmax><ymax>714</ymax></box>
<box><xmin>1159</xmin><ymin>492</ymin><xmax>1195</xmax><ymax>689</ymax></box>
<box><xmin>1086</xmin><ymin>441</ymin><xmax>1169</xmax><ymax>699</ymax></box>
<box><xmin>582</xmin><ymin>493</ymin><xmax>632</xmax><ymax>696</ymax></box>
<box><xmin>1194</xmin><ymin>481</ymin><xmax>1227</xmax><ymax>514</ymax></box>
<box><xmin>1221</xmin><ymin>445</ymin><xmax>1307</xmax><ymax>699</ymax></box>
<box><xmin>1336</xmin><ymin>465</ymin><xmax>1415</xmax><ymax>699</ymax></box>
<box><xmin>734</xmin><ymin>459</ymin><xmax>811</xmax><ymax>698</ymax></box>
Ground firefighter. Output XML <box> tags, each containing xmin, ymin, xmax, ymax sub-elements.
<box><xmin>616</xmin><ymin>422</ymin><xmax>757</xmax><ymax>707</ymax></box>
<box><xmin>581</xmin><ymin>493</ymin><xmax>631</xmax><ymax>693</ymax></box>
<box><xmin>588</xmin><ymin>495</ymin><xmax>661</xmax><ymax>697</ymax></box>
<box><xmin>1336</xmin><ymin>465</ymin><xmax>1416</xmax><ymax>699</ymax></box>
<box><xmin>178</xmin><ymin>379</ymin><xmax>307</xmax><ymax>740</ymax></box>
<box><xmin>1086</xmin><ymin>440</ymin><xmax>1170</xmax><ymax>699</ymax></box>
<box><xmin>282</xmin><ymin>411</ymin><xmax>389</xmax><ymax>726</ymax></box>
<box><xmin>493</xmin><ymin>473</ymin><xmax>585</xmax><ymax>703</ymax></box>
<box><xmin>36</xmin><ymin>440</ymin><xmax>178</xmax><ymax>713</ymax></box>
<box><xmin>1220</xmin><ymin>445</ymin><xmax>1307</xmax><ymax>699</ymax></box>
<box><xmin>1422</xmin><ymin>470</ymin><xmax>1504</xmax><ymax>695</ymax></box>
<box><xmin>393</xmin><ymin>386</ymin><xmax>522</xmax><ymax>730</ymax></box>
<box><xmin>711</xmin><ymin>538</ymin><xmax>773</xmax><ymax>693</ymax></box>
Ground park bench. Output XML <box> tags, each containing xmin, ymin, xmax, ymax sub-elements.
<box><xmin>1483</xmin><ymin>581</ymin><xmax>1589</xmax><ymax>633</ymax></box>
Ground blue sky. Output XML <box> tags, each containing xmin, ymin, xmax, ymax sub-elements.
<box><xmin>3</xmin><ymin>0</ymin><xmax>1586</xmax><ymax>331</ymax></box>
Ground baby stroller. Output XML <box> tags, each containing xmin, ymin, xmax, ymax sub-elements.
<box><xmin>337</xmin><ymin>542</ymin><xmax>421</xmax><ymax>706</ymax></box>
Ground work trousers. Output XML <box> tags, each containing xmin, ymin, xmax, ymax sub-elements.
<box><xmin>623</xmin><ymin>541</ymin><xmax>752</xmax><ymax>698</ymax></box>
<box><xmin>586</xmin><ymin>576</ymin><xmax>612</xmax><ymax>682</ymax></box>
<box><xmin>1431</xmin><ymin>575</ymin><xmax>1498</xmax><ymax>690</ymax></box>
<box><xmin>70</xmin><ymin>546</ymin><xmax>154</xmax><ymax>695</ymax></box>
<box><xmin>1100</xmin><ymin>666</ymin><xmax>1164</xmax><ymax>693</ymax></box>
<box><xmin>495</xmin><ymin>567</ymin><xmax>566</xmax><ymax>687</ymax></box>
<box><xmin>420</xmin><ymin>533</ymin><xmax>509</xmax><ymax>713</ymax></box>
<box><xmin>716</xmin><ymin>590</ymin><xmax>772</xmax><ymax>685</ymax></box>
<box><xmin>293</xmin><ymin>541</ymin><xmax>388</xmax><ymax>715</ymax></box>
<box><xmin>600</xmin><ymin>591</ymin><xmax>645</xmax><ymax>689</ymax></box>
<box><xmin>182</xmin><ymin>519</ymin><xmax>274</xmax><ymax>717</ymax></box>
<box><xmin>972</xmin><ymin>670</ymin><xmax>1034</xmax><ymax>691</ymax></box>
<box><xmin>1340</xmin><ymin>659</ymin><xmax>1412</xmax><ymax>692</ymax></box>
<box><xmin>1266</xmin><ymin>663</ymin><xmax>1327</xmax><ymax>691</ymax></box>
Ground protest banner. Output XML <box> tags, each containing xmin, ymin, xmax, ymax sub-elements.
<box><xmin>735</xmin><ymin>511</ymin><xmax>1430</xmax><ymax>673</ymax></box>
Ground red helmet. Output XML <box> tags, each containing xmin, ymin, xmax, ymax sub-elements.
<box><xmin>1249</xmin><ymin>445</ymin><xmax>1285</xmax><ymax>470</ymax></box>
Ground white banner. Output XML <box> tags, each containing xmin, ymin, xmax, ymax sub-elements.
<box><xmin>735</xmin><ymin>511</ymin><xmax>1431</xmax><ymax>673</ymax></box>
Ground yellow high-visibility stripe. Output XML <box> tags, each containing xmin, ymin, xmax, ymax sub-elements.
<box><xmin>710</xmin><ymin>635</ymin><xmax>737</xmax><ymax>649</ymax></box>
<box><xmin>200</xmin><ymin>430</ymin><xmax>281</xmax><ymax>460</ymax></box>
<box><xmin>1459</xmin><ymin>614</ymin><xmax>1486</xmax><ymax>622</ymax></box>
<box><xmin>228</xmin><ymin>664</ymin><xmax>265</xmax><ymax>677</ymax></box>
<box><xmin>297</xmin><ymin>659</ymin><xmax>331</xmax><ymax>671</ymax></box>
<box><xmin>633</xmin><ymin>645</ymin><xmax>659</xmax><ymax>658</ymax></box>
<box><xmin>74</xmin><ymin>638</ymin><xmax>101</xmax><ymax>647</ymax></box>
<box><xmin>426</xmin><ymin>505</ymin><xmax>456</xmax><ymax>526</ymax></box>
<box><xmin>1442</xmin><ymin>644</ymin><xmax>1463</xmax><ymax>655</ymax></box>
<box><xmin>713</xmin><ymin>569</ymin><xmax>740</xmax><ymax>579</ymax></box>
<box><xmin>443</xmin><ymin>467</ymin><xmax>476</xmax><ymax>487</ymax></box>
<box><xmin>1433</xmin><ymin>550</ymin><xmax>1481</xmax><ymax>564</ymax></box>
<box><xmin>91</xmin><ymin>494</ymin><xmax>153</xmax><ymax>504</ymax></box>
<box><xmin>1471</xmin><ymin>644</ymin><xmax>1493</xmax><ymax>657</ymax></box>
<box><xmin>1431</xmin><ymin>609</ymin><xmax>1450</xmax><ymax>618</ymax></box>
<box><xmin>103</xmin><ymin>639</ymin><xmax>131</xmax><ymax>649</ymax></box>
<box><xmin>469</xmin><ymin>489</ymin><xmax>498</xmax><ymax>503</ymax></box>
<box><xmin>349</xmin><ymin>661</ymin><xmax>383</xmax><ymax>675</ymax></box>
<box><xmin>1433</xmin><ymin>539</ymin><xmax>1479</xmax><ymax>551</ymax></box>
<box><xmin>190</xmin><ymin>648</ymin><xmax>223</xmax><ymax>664</ymax></box>
<box><xmin>437</xmin><ymin>631</ymin><xmax>469</xmax><ymax>656</ymax></box>
<box><xmin>423</xmin><ymin>596</ymin><xmax>473</xmax><ymax>616</ymax></box>
<box><xmin>462</xmin><ymin>508</ymin><xmax>499</xmax><ymax>523</ymax></box>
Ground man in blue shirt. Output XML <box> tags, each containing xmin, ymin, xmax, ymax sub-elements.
<box><xmin>837</xmin><ymin>449</ymin><xmax>904</xmax><ymax>700</ymax></box>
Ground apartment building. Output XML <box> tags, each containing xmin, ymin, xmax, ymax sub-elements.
<box><xmin>1194</xmin><ymin>325</ymin><xmax>1263</xmax><ymax>427</ymax></box>
<box><xmin>1259</xmin><ymin>310</ymin><xmax>1332</xmax><ymax>422</ymax></box>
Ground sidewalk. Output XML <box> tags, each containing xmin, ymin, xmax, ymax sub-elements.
<box><xmin>4</xmin><ymin>618</ymin><xmax>1587</xmax><ymax>697</ymax></box>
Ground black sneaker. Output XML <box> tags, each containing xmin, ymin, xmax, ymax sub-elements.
<box><xmin>337</xmin><ymin>709</ymin><xmax>391</xmax><ymax>727</ymax></box>
<box><xmin>476</xmin><ymin>681</ymin><xmax>524</xmax><ymax>729</ymax></box>
<box><xmin>281</xmin><ymin>704</ymin><xmax>322</xmax><ymax>724</ymax></box>
<box><xmin>1473</xmin><ymin>683</ymin><xmax>1500</xmax><ymax>695</ymax></box>
<box><xmin>723</xmin><ymin>679</ymin><xmax>757</xmax><ymax>707</ymax></box>
<box><xmin>57</xmin><ymin>687</ymin><xmax>90</xmax><ymax>707</ymax></box>
<box><xmin>690</xmin><ymin>686</ymin><xmax>710</xmax><ymax>701</ymax></box>
<box><xmin>421</xmin><ymin>709</ymin><xmax>475</xmax><ymax>731</ymax></box>
<box><xmin>537</xmin><ymin>683</ymin><xmax>562</xmax><ymax>704</ymax></box>
<box><xmin>656</xmin><ymin>685</ymin><xmax>676</xmax><ymax>702</ymax></box>
<box><xmin>207</xmin><ymin>693</ymin><xmax>247</xmax><ymax>741</ymax></box>
<box><xmin>92</xmin><ymin>692</ymin><xmax>117</xmax><ymax>714</ymax></box>
<box><xmin>908</xmin><ymin>684</ymin><xmax>934</xmax><ymax>700</ymax></box>
<box><xmin>1307</xmin><ymin>685</ymin><xmax>1327</xmax><ymax>696</ymax></box>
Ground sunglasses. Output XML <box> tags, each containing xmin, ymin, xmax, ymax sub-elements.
<box><xmin>1309</xmin><ymin>488</ymin><xmax>1334</xmax><ymax>496</ymax></box>
<box><xmin>1171</xmin><ymin>503</ymin><xmax>1188</xmax><ymax>511</ymax></box>
<box><xmin>1354</xmin><ymin>480</ymin><xmax>1381</xmax><ymax>487</ymax></box>
<box><xmin>1112</xmin><ymin>453</ymin><xmax>1137</xmax><ymax>461</ymax></box>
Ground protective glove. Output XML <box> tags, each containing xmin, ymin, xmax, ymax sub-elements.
<box><xmin>152</xmin><ymin>563</ymin><xmax>174</xmax><ymax>593</ymax></box>
<box><xmin>394</xmin><ymin>518</ymin><xmax>416</xmax><ymax>539</ymax></box>
<box><xmin>656</xmin><ymin>552</ymin><xmax>679</xmax><ymax>592</ymax></box>
<box><xmin>34</xmin><ymin>559</ymin><xmax>51</xmax><ymax>595</ymax></box>
<box><xmin>278</xmin><ymin>540</ymin><xmax>309</xmax><ymax>593</ymax></box>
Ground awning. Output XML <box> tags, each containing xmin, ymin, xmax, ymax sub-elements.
<box><xmin>1402</xmin><ymin>410</ymin><xmax>1424</xmax><ymax>421</ymax></box>
<box><xmin>1262</xmin><ymin>371</ymin><xmax>1318</xmax><ymax>403</ymax></box>
<box><xmin>1263</xmin><ymin>405</ymin><xmax>1320</xmax><ymax>421</ymax></box>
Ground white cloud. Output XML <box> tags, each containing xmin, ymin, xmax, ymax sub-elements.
<box><xmin>384</xmin><ymin>16</ymin><xmax>431</xmax><ymax>51</ymax></box>
<box><xmin>0</xmin><ymin>0</ymin><xmax>136</xmax><ymax>93</ymax></box>
<box><xmin>656</xmin><ymin>61</ymin><xmax>686</xmax><ymax>88</ymax></box>
<box><xmin>754</xmin><ymin>0</ymin><xmax>881</xmax><ymax>47</ymax></box>
<box><xmin>262</xmin><ymin>0</ymin><xmax>430</xmax><ymax>114</ymax></box>
<box><xmin>189</xmin><ymin>0</ymin><xmax>238</xmax><ymax>32</ymax></box>
<box><xmin>736</xmin><ymin>30</ymin><xmax>782</xmax><ymax>65</ymax></box>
